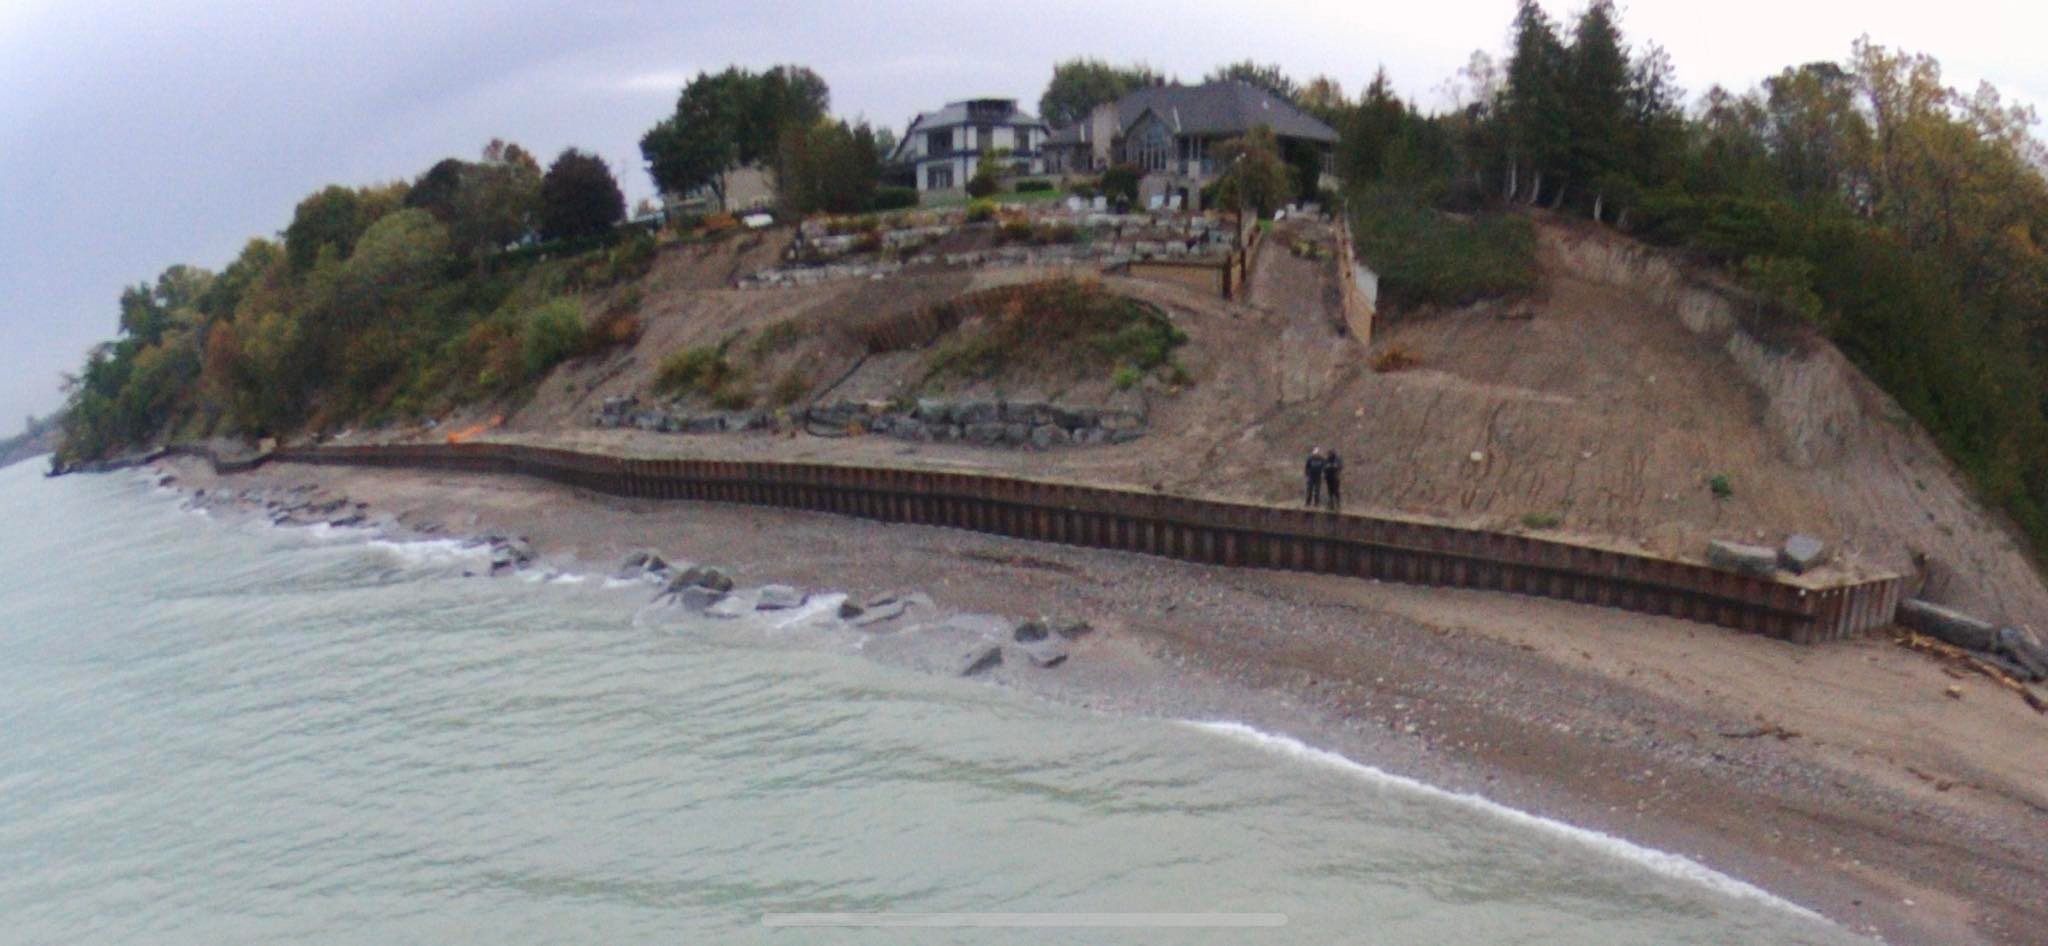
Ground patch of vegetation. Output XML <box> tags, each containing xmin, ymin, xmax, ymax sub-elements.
<box><xmin>748</xmin><ymin>319</ymin><xmax>809</xmax><ymax>358</ymax></box>
<box><xmin>1709</xmin><ymin>474</ymin><xmax>1734</xmax><ymax>499</ymax></box>
<box><xmin>1348</xmin><ymin>182</ymin><xmax>1537</xmax><ymax>309</ymax></box>
<box><xmin>1370</xmin><ymin>344</ymin><xmax>1421</xmax><ymax>372</ymax></box>
<box><xmin>655</xmin><ymin>345</ymin><xmax>748</xmax><ymax>407</ymax></box>
<box><xmin>769</xmin><ymin>367</ymin><xmax>812</xmax><ymax>407</ymax></box>
<box><xmin>922</xmin><ymin>278</ymin><xmax>1189</xmax><ymax>386</ymax></box>
<box><xmin>517</xmin><ymin>298</ymin><xmax>588</xmax><ymax>381</ymax></box>
<box><xmin>965</xmin><ymin>199</ymin><xmax>998</xmax><ymax>223</ymax></box>
<box><xmin>1521</xmin><ymin>511</ymin><xmax>1563</xmax><ymax>529</ymax></box>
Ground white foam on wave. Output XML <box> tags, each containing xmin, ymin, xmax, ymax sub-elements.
<box><xmin>1185</xmin><ymin>720</ymin><xmax>1825</xmax><ymax>922</ymax></box>
<box><xmin>366</xmin><ymin>537</ymin><xmax>492</xmax><ymax>571</ymax></box>
<box><xmin>768</xmin><ymin>592</ymin><xmax>845</xmax><ymax>629</ymax></box>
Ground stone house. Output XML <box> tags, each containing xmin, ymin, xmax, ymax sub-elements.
<box><xmin>1043</xmin><ymin>80</ymin><xmax>1338</xmax><ymax>210</ymax></box>
<box><xmin>889</xmin><ymin>98</ymin><xmax>1049</xmax><ymax>195</ymax></box>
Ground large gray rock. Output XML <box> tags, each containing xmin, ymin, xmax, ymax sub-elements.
<box><xmin>1029</xmin><ymin>425</ymin><xmax>1070</xmax><ymax>450</ymax></box>
<box><xmin>1013</xmin><ymin>620</ymin><xmax>1049</xmax><ymax>643</ymax></box>
<box><xmin>964</xmin><ymin>423</ymin><xmax>1006</xmax><ymax>445</ymax></box>
<box><xmin>673</xmin><ymin>586</ymin><xmax>727</xmax><ymax>611</ymax></box>
<box><xmin>960</xmin><ymin>644</ymin><xmax>1004</xmax><ymax>677</ymax></box>
<box><xmin>1778</xmin><ymin>535</ymin><xmax>1828</xmax><ymax>574</ymax></box>
<box><xmin>668</xmin><ymin>565</ymin><xmax>734</xmax><ymax>594</ymax></box>
<box><xmin>1896</xmin><ymin>598</ymin><xmax>1998</xmax><ymax>652</ymax></box>
<box><xmin>1994</xmin><ymin>626</ymin><xmax>2048</xmax><ymax>681</ymax></box>
<box><xmin>957</xmin><ymin>401</ymin><xmax>999</xmax><ymax>424</ymax></box>
<box><xmin>1002</xmin><ymin>423</ymin><xmax>1030</xmax><ymax>445</ymax></box>
<box><xmin>852</xmin><ymin>598</ymin><xmax>908</xmax><ymax>627</ymax></box>
<box><xmin>837</xmin><ymin>598</ymin><xmax>865</xmax><ymax>620</ymax></box>
<box><xmin>1018</xmin><ymin>639</ymin><xmax>1069</xmax><ymax>668</ymax></box>
<box><xmin>1706</xmin><ymin>540</ymin><xmax>1779</xmax><ymax>578</ymax></box>
<box><xmin>755</xmin><ymin>585</ymin><xmax>806</xmax><ymax>610</ymax></box>
<box><xmin>706</xmin><ymin>592</ymin><xmax>759</xmax><ymax>619</ymax></box>
<box><xmin>617</xmin><ymin>549</ymin><xmax>672</xmax><ymax>580</ymax></box>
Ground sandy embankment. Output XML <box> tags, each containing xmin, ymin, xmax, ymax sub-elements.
<box><xmin>160</xmin><ymin>454</ymin><xmax>2048</xmax><ymax>946</ymax></box>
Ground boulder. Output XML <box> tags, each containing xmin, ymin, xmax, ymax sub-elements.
<box><xmin>914</xmin><ymin>399</ymin><xmax>952</xmax><ymax>424</ymax></box>
<box><xmin>617</xmin><ymin>549</ymin><xmax>672</xmax><ymax>580</ymax></box>
<box><xmin>756</xmin><ymin>585</ymin><xmax>806</xmax><ymax>610</ymax></box>
<box><xmin>1029</xmin><ymin>425</ymin><xmax>1071</xmax><ymax>450</ymax></box>
<box><xmin>706</xmin><ymin>592</ymin><xmax>759</xmax><ymax>619</ymax></box>
<box><xmin>1896</xmin><ymin>598</ymin><xmax>1998</xmax><ymax>652</ymax></box>
<box><xmin>1018</xmin><ymin>639</ymin><xmax>1069</xmax><ymax>668</ymax></box>
<box><xmin>490</xmin><ymin>538</ymin><xmax>536</xmax><ymax>573</ymax></box>
<box><xmin>1706</xmin><ymin>540</ymin><xmax>1778</xmax><ymax>578</ymax></box>
<box><xmin>1002</xmin><ymin>423</ymin><xmax>1030</xmax><ymax>445</ymax></box>
<box><xmin>673</xmin><ymin>586</ymin><xmax>727</xmax><ymax>611</ymax></box>
<box><xmin>1779</xmin><ymin>534</ymin><xmax>1828</xmax><ymax>574</ymax></box>
<box><xmin>838</xmin><ymin>599</ymin><xmax>866</xmax><ymax>620</ymax></box>
<box><xmin>960</xmin><ymin>644</ymin><xmax>1004</xmax><ymax>677</ymax></box>
<box><xmin>957</xmin><ymin>401</ymin><xmax>999</xmax><ymax>424</ymax></box>
<box><xmin>668</xmin><ymin>565</ymin><xmax>734</xmax><ymax>594</ymax></box>
<box><xmin>852</xmin><ymin>599</ymin><xmax>908</xmax><ymax>627</ymax></box>
<box><xmin>1013</xmin><ymin>619</ymin><xmax>1049</xmax><ymax>643</ymax></box>
<box><xmin>1994</xmin><ymin>626</ymin><xmax>2048</xmax><ymax>681</ymax></box>
<box><xmin>965</xmin><ymin>423</ymin><xmax>1006</xmax><ymax>445</ymax></box>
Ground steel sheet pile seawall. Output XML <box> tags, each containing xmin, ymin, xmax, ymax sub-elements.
<box><xmin>267</xmin><ymin>442</ymin><xmax>1902</xmax><ymax>643</ymax></box>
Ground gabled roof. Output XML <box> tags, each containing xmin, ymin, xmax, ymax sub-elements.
<box><xmin>891</xmin><ymin>98</ymin><xmax>1049</xmax><ymax>162</ymax></box>
<box><xmin>1067</xmin><ymin>80</ymin><xmax>1338</xmax><ymax>145</ymax></box>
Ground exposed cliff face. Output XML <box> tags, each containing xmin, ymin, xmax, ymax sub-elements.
<box><xmin>1544</xmin><ymin>231</ymin><xmax>1865</xmax><ymax>470</ymax></box>
<box><xmin>1538</xmin><ymin>220</ymin><xmax>2046</xmax><ymax>626</ymax></box>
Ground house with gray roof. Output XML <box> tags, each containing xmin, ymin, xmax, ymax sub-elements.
<box><xmin>1044</xmin><ymin>80</ymin><xmax>1338</xmax><ymax>210</ymax></box>
<box><xmin>888</xmin><ymin>98</ymin><xmax>1049</xmax><ymax>196</ymax></box>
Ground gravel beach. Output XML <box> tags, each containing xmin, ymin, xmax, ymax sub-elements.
<box><xmin>163</xmin><ymin>455</ymin><xmax>2048</xmax><ymax>946</ymax></box>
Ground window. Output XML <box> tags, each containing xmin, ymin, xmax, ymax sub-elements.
<box><xmin>926</xmin><ymin>130</ymin><xmax>952</xmax><ymax>155</ymax></box>
<box><xmin>1014</xmin><ymin>127</ymin><xmax>1031</xmax><ymax>151</ymax></box>
<box><xmin>1132</xmin><ymin>118</ymin><xmax>1172</xmax><ymax>173</ymax></box>
<box><xmin>975</xmin><ymin>126</ymin><xmax>993</xmax><ymax>152</ymax></box>
<box><xmin>927</xmin><ymin>166</ymin><xmax>954</xmax><ymax>190</ymax></box>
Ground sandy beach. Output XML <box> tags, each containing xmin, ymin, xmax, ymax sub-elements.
<box><xmin>159</xmin><ymin>453</ymin><xmax>2048</xmax><ymax>946</ymax></box>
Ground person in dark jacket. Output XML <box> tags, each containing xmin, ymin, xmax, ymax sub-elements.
<box><xmin>1323</xmin><ymin>449</ymin><xmax>1343</xmax><ymax>510</ymax></box>
<box><xmin>1304</xmin><ymin>448</ymin><xmax>1325</xmax><ymax>507</ymax></box>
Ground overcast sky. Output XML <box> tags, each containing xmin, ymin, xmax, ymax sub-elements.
<box><xmin>2</xmin><ymin>0</ymin><xmax>2042</xmax><ymax>432</ymax></box>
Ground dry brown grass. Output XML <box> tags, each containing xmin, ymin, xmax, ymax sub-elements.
<box><xmin>1371</xmin><ymin>343</ymin><xmax>1421</xmax><ymax>373</ymax></box>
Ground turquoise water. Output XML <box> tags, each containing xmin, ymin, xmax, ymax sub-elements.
<box><xmin>0</xmin><ymin>459</ymin><xmax>1867</xmax><ymax>944</ymax></box>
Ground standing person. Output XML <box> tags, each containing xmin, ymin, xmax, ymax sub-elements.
<box><xmin>1323</xmin><ymin>449</ymin><xmax>1343</xmax><ymax>511</ymax></box>
<box><xmin>1304</xmin><ymin>448</ymin><xmax>1325</xmax><ymax>508</ymax></box>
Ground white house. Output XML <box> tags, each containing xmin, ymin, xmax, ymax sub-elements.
<box><xmin>888</xmin><ymin>98</ymin><xmax>1049</xmax><ymax>195</ymax></box>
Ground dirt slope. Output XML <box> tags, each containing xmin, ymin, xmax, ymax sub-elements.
<box><xmin>468</xmin><ymin>214</ymin><xmax>2045</xmax><ymax>630</ymax></box>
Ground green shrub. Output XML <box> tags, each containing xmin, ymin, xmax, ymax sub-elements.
<box><xmin>1709</xmin><ymin>474</ymin><xmax>1734</xmax><ymax>499</ymax></box>
<box><xmin>656</xmin><ymin>346</ymin><xmax>730</xmax><ymax>395</ymax></box>
<box><xmin>966</xmin><ymin>174</ymin><xmax>998</xmax><ymax>199</ymax></box>
<box><xmin>1110</xmin><ymin>365</ymin><xmax>1142</xmax><ymax>390</ymax></box>
<box><xmin>518</xmin><ymin>299</ymin><xmax>587</xmax><ymax>380</ymax></box>
<box><xmin>999</xmin><ymin>220</ymin><xmax>1035</xmax><ymax>243</ymax></box>
<box><xmin>749</xmin><ymin>319</ymin><xmax>808</xmax><ymax>358</ymax></box>
<box><xmin>966</xmin><ymin>199</ymin><xmax>998</xmax><ymax>223</ymax></box>
<box><xmin>872</xmin><ymin>186</ymin><xmax>918</xmax><ymax>211</ymax></box>
<box><xmin>1348</xmin><ymin>182</ymin><xmax>1536</xmax><ymax>309</ymax></box>
<box><xmin>1013</xmin><ymin>178</ymin><xmax>1054</xmax><ymax>193</ymax></box>
<box><xmin>1099</xmin><ymin>164</ymin><xmax>1140</xmax><ymax>206</ymax></box>
<box><xmin>1521</xmin><ymin>512</ymin><xmax>1562</xmax><ymax>529</ymax></box>
<box><xmin>769</xmin><ymin>367</ymin><xmax>811</xmax><ymax>406</ymax></box>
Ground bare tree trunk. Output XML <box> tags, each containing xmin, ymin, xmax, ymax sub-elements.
<box><xmin>1505</xmin><ymin>163</ymin><xmax>1518</xmax><ymax>202</ymax></box>
<box><xmin>1615</xmin><ymin>206</ymin><xmax>1630</xmax><ymax>230</ymax></box>
<box><xmin>1549</xmin><ymin>177</ymin><xmax>1568</xmax><ymax>210</ymax></box>
<box><xmin>1528</xmin><ymin>170</ymin><xmax>1543</xmax><ymax>206</ymax></box>
<box><xmin>1592</xmin><ymin>192</ymin><xmax>1604</xmax><ymax>222</ymax></box>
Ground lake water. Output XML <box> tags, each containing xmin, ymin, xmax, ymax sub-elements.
<box><xmin>0</xmin><ymin>458</ymin><xmax>1867</xmax><ymax>944</ymax></box>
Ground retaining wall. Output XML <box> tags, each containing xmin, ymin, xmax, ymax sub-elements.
<box><xmin>263</xmin><ymin>441</ymin><xmax>1902</xmax><ymax>644</ymax></box>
